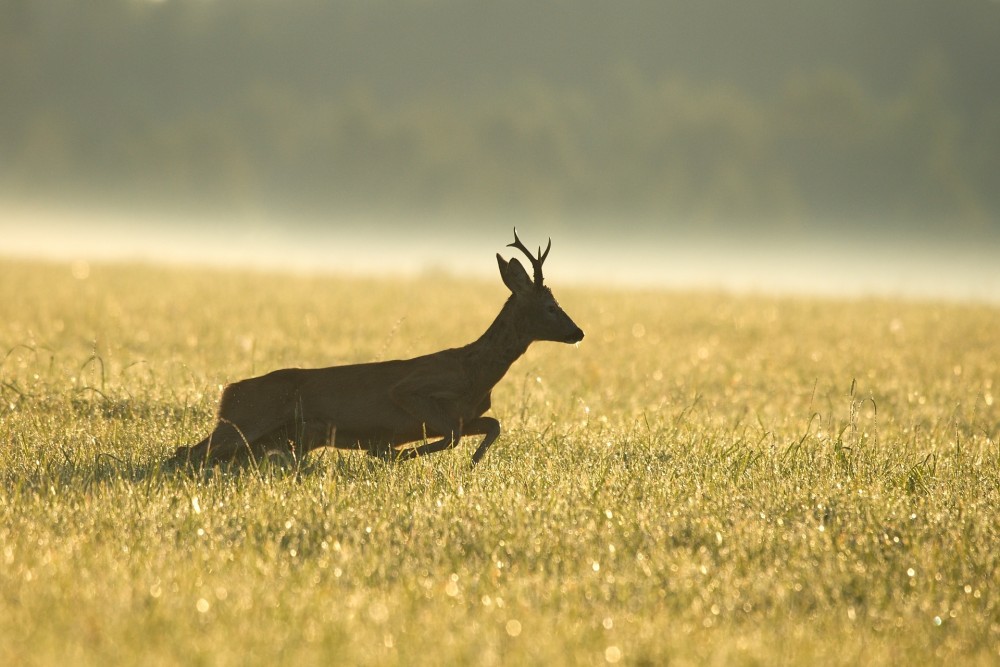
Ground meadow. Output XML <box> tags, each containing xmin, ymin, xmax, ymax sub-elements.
<box><xmin>1</xmin><ymin>258</ymin><xmax>997</xmax><ymax>665</ymax></box>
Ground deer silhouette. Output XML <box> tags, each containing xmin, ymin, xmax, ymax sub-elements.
<box><xmin>168</xmin><ymin>230</ymin><xmax>584</xmax><ymax>467</ymax></box>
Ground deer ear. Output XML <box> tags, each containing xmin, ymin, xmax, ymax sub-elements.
<box><xmin>497</xmin><ymin>254</ymin><xmax>533</xmax><ymax>294</ymax></box>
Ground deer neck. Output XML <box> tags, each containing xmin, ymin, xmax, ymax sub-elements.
<box><xmin>464</xmin><ymin>297</ymin><xmax>532</xmax><ymax>389</ymax></box>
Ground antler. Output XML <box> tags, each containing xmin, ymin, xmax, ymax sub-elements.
<box><xmin>508</xmin><ymin>228</ymin><xmax>551</xmax><ymax>287</ymax></box>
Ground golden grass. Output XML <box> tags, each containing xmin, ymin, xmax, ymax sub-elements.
<box><xmin>1</xmin><ymin>258</ymin><xmax>998</xmax><ymax>665</ymax></box>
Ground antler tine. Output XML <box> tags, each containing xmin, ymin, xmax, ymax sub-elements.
<box><xmin>508</xmin><ymin>228</ymin><xmax>529</xmax><ymax>255</ymax></box>
<box><xmin>508</xmin><ymin>228</ymin><xmax>548</xmax><ymax>286</ymax></box>
<box><xmin>538</xmin><ymin>238</ymin><xmax>552</xmax><ymax>265</ymax></box>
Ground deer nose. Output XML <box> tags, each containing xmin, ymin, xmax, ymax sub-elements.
<box><xmin>567</xmin><ymin>327</ymin><xmax>585</xmax><ymax>344</ymax></box>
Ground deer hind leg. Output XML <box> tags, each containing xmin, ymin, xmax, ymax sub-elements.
<box><xmin>256</xmin><ymin>420</ymin><xmax>334</xmax><ymax>460</ymax></box>
<box><xmin>169</xmin><ymin>376</ymin><xmax>293</xmax><ymax>467</ymax></box>
<box><xmin>169</xmin><ymin>418</ymin><xmax>269</xmax><ymax>466</ymax></box>
<box><xmin>172</xmin><ymin>415</ymin><xmax>320</xmax><ymax>467</ymax></box>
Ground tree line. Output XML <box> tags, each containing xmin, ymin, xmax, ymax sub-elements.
<box><xmin>2</xmin><ymin>0</ymin><xmax>998</xmax><ymax>232</ymax></box>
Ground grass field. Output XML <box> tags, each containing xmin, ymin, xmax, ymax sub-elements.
<box><xmin>1</xmin><ymin>258</ymin><xmax>998</xmax><ymax>665</ymax></box>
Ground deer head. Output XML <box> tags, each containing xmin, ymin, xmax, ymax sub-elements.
<box><xmin>496</xmin><ymin>229</ymin><xmax>584</xmax><ymax>344</ymax></box>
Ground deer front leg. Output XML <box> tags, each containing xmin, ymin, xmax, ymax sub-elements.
<box><xmin>384</xmin><ymin>379</ymin><xmax>464</xmax><ymax>461</ymax></box>
<box><xmin>391</xmin><ymin>416</ymin><xmax>500</xmax><ymax>464</ymax></box>
<box><xmin>391</xmin><ymin>430</ymin><xmax>460</xmax><ymax>461</ymax></box>
<box><xmin>363</xmin><ymin>425</ymin><xmax>459</xmax><ymax>461</ymax></box>
<box><xmin>469</xmin><ymin>417</ymin><xmax>501</xmax><ymax>466</ymax></box>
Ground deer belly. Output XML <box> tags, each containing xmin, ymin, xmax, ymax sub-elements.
<box><xmin>319</xmin><ymin>420</ymin><xmax>432</xmax><ymax>449</ymax></box>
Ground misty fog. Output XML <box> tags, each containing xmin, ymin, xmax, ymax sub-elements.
<box><xmin>2</xmin><ymin>0</ymin><xmax>999</xmax><ymax>300</ymax></box>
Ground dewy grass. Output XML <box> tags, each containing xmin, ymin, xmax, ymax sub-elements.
<box><xmin>1</xmin><ymin>259</ymin><xmax>998</xmax><ymax>666</ymax></box>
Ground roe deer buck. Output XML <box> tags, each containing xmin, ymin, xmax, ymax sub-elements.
<box><xmin>168</xmin><ymin>230</ymin><xmax>584</xmax><ymax>468</ymax></box>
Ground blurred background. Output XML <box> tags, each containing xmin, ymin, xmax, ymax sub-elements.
<box><xmin>2</xmin><ymin>0</ymin><xmax>999</xmax><ymax>300</ymax></box>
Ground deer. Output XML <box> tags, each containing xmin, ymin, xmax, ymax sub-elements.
<box><xmin>167</xmin><ymin>230</ymin><xmax>584</xmax><ymax>468</ymax></box>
